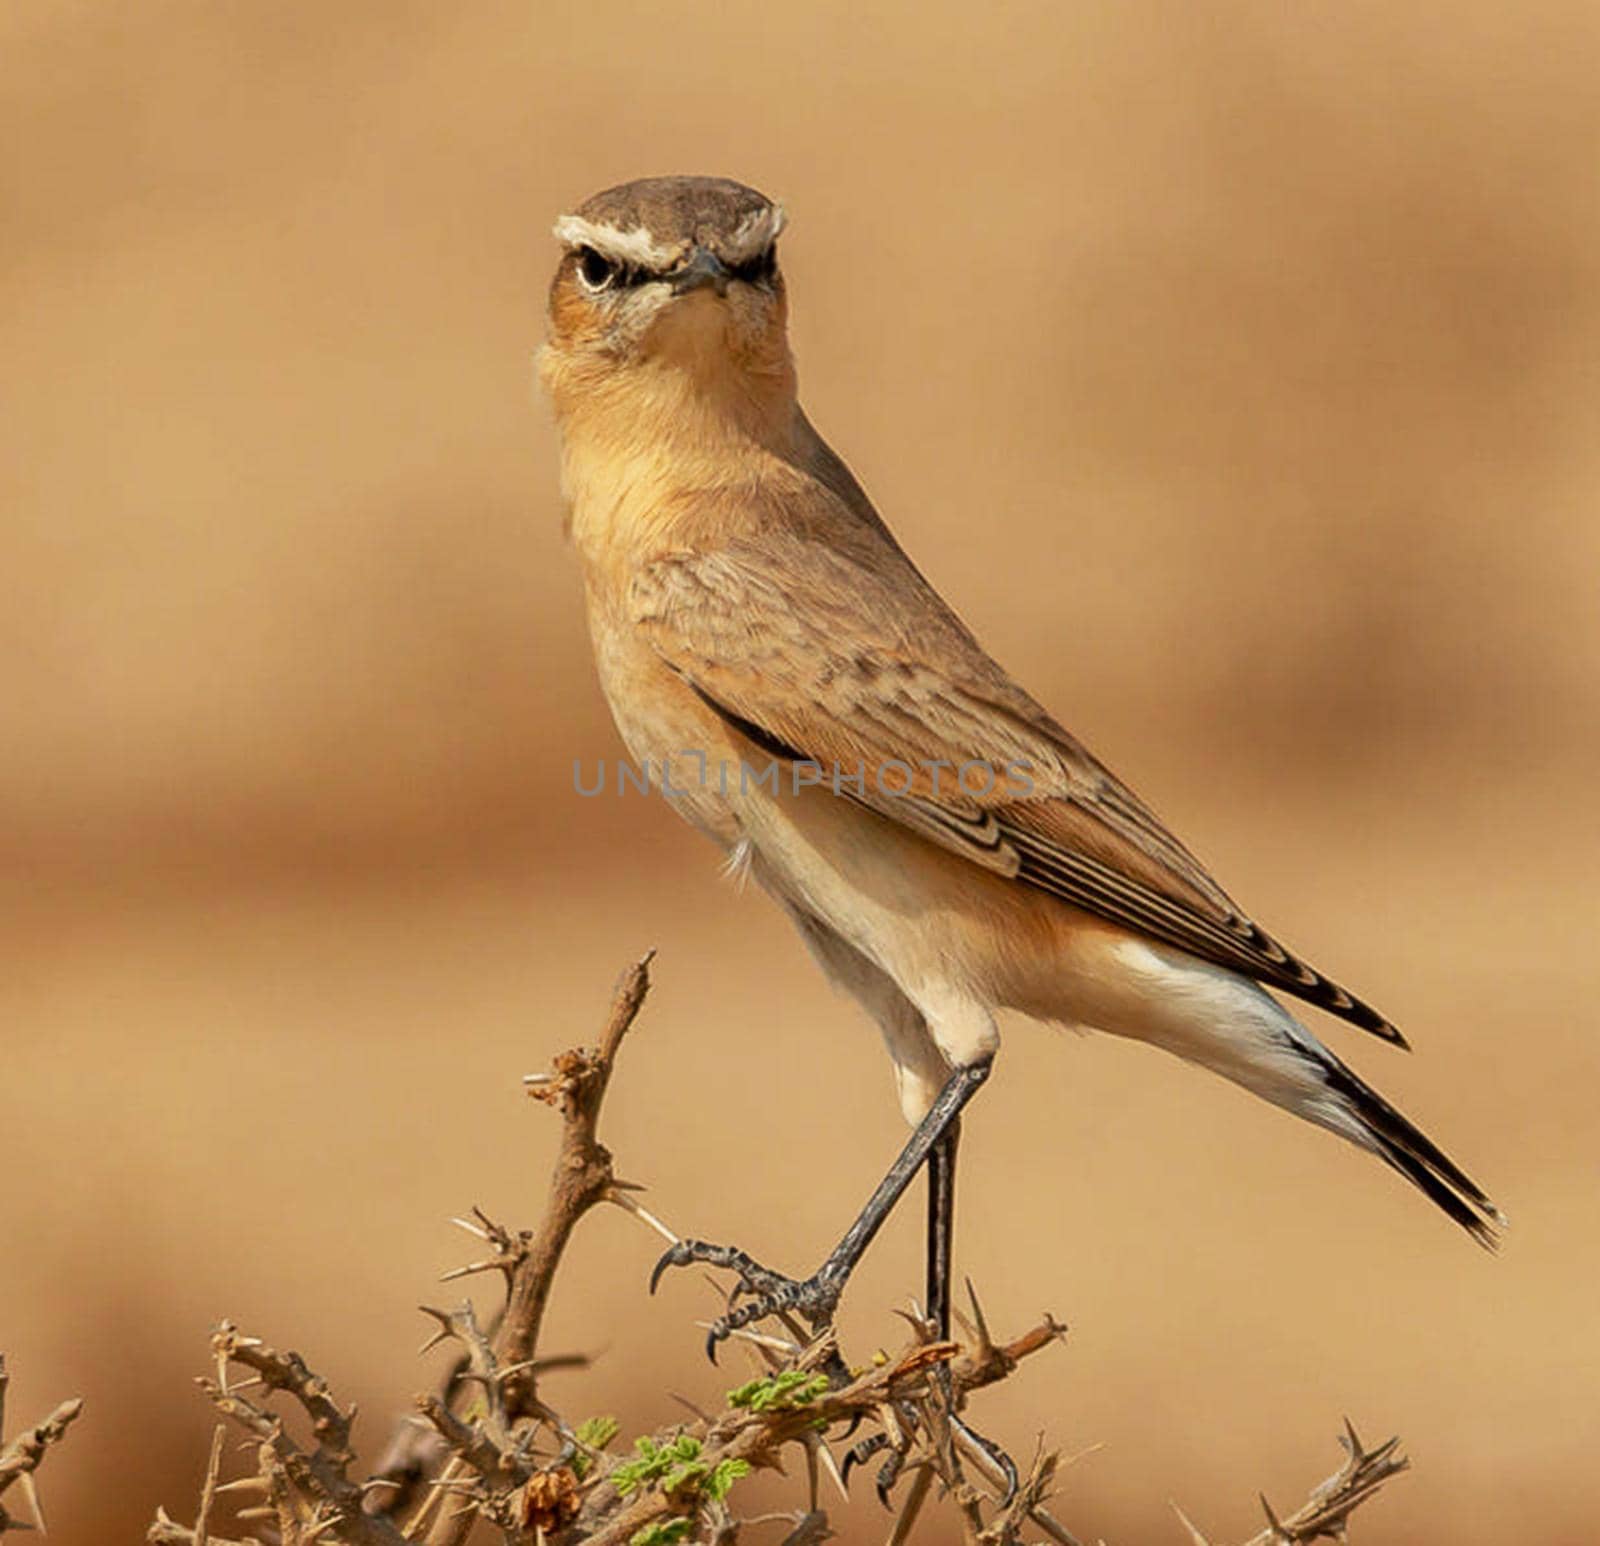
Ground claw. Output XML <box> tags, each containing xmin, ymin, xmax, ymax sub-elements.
<box><xmin>951</xmin><ymin>1414</ymin><xmax>1020</xmax><ymax>1507</ymax></box>
<box><xmin>840</xmin><ymin>1429</ymin><xmax>911</xmax><ymax>1509</ymax></box>
<box><xmin>875</xmin><ymin>1446</ymin><xmax>906</xmax><ymax>1509</ymax></box>
<box><xmin>651</xmin><ymin>1238</ymin><xmax>716</xmax><ymax>1297</ymax></box>
<box><xmin>651</xmin><ymin>1238</ymin><xmax>842</xmax><ymax>1357</ymax></box>
<box><xmin>648</xmin><ymin>1238</ymin><xmax>789</xmax><ymax>1301</ymax></box>
<box><xmin>842</xmin><ymin>1432</ymin><xmax>891</xmax><ymax>1492</ymax></box>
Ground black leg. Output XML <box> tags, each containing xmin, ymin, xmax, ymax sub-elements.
<box><xmin>926</xmin><ymin>1117</ymin><xmax>1020</xmax><ymax>1509</ymax></box>
<box><xmin>652</xmin><ymin>1056</ymin><xmax>993</xmax><ymax>1359</ymax></box>
<box><xmin>926</xmin><ymin>1119</ymin><xmax>960</xmax><ymax>1338</ymax></box>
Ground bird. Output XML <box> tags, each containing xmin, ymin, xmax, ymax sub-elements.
<box><xmin>539</xmin><ymin>174</ymin><xmax>1502</xmax><ymax>1364</ymax></box>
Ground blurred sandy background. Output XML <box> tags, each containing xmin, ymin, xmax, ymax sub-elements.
<box><xmin>4</xmin><ymin>2</ymin><xmax>1598</xmax><ymax>1541</ymax></box>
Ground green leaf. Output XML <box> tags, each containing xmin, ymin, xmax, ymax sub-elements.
<box><xmin>612</xmin><ymin>1431</ymin><xmax>704</xmax><ymax>1496</ymax></box>
<box><xmin>662</xmin><ymin>1459</ymin><xmax>708</xmax><ymax>1493</ymax></box>
<box><xmin>630</xmin><ymin>1521</ymin><xmax>692</xmax><ymax>1546</ymax></box>
<box><xmin>706</xmin><ymin>1457</ymin><xmax>752</xmax><ymax>1502</ymax></box>
<box><xmin>727</xmin><ymin>1369</ymin><xmax>831</xmax><ymax>1413</ymax></box>
<box><xmin>576</xmin><ymin>1416</ymin><xmax>620</xmax><ymax>1451</ymax></box>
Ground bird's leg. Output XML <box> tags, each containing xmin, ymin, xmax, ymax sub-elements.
<box><xmin>833</xmin><ymin>1136</ymin><xmax>964</xmax><ymax>1510</ymax></box>
<box><xmin>841</xmin><ymin>1419</ymin><xmax>917</xmax><ymax>1508</ymax></box>
<box><xmin>925</xmin><ymin>1117</ymin><xmax>1021</xmax><ymax>1507</ymax></box>
<box><xmin>651</xmin><ymin>1056</ymin><xmax>994</xmax><ymax>1361</ymax></box>
<box><xmin>925</xmin><ymin>1118</ymin><xmax>960</xmax><ymax>1338</ymax></box>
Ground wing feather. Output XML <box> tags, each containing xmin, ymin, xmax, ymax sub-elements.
<box><xmin>633</xmin><ymin>536</ymin><xmax>1406</xmax><ymax>1046</ymax></box>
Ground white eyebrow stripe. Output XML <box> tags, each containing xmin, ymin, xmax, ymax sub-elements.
<box><xmin>720</xmin><ymin>203</ymin><xmax>787</xmax><ymax>264</ymax></box>
<box><xmin>552</xmin><ymin>215</ymin><xmax>682</xmax><ymax>270</ymax></box>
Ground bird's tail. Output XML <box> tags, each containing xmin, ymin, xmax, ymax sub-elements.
<box><xmin>1315</xmin><ymin>1050</ymin><xmax>1505</xmax><ymax>1249</ymax></box>
<box><xmin>1075</xmin><ymin>937</ymin><xmax>1504</xmax><ymax>1247</ymax></box>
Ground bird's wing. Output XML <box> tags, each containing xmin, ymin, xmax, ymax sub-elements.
<box><xmin>631</xmin><ymin>534</ymin><xmax>1405</xmax><ymax>1046</ymax></box>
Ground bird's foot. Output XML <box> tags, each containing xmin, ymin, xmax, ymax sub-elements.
<box><xmin>840</xmin><ymin>1400</ymin><xmax>1019</xmax><ymax>1510</ymax></box>
<box><xmin>949</xmin><ymin>1413</ymin><xmax>1020</xmax><ymax>1507</ymax></box>
<box><xmin>648</xmin><ymin>1239</ymin><xmax>843</xmax><ymax>1361</ymax></box>
<box><xmin>841</xmin><ymin>1427</ymin><xmax>912</xmax><ymax>1509</ymax></box>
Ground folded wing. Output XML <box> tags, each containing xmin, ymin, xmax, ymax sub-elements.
<box><xmin>632</xmin><ymin>535</ymin><xmax>1406</xmax><ymax>1046</ymax></box>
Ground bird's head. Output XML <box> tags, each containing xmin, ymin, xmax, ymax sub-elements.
<box><xmin>539</xmin><ymin>176</ymin><xmax>794</xmax><ymax>430</ymax></box>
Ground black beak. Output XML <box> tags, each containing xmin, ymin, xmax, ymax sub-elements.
<box><xmin>669</xmin><ymin>246</ymin><xmax>730</xmax><ymax>296</ymax></box>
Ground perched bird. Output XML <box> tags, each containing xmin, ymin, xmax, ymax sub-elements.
<box><xmin>539</xmin><ymin>175</ymin><xmax>1501</xmax><ymax>1360</ymax></box>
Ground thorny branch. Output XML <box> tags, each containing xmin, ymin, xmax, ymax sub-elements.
<box><xmin>147</xmin><ymin>952</ymin><xmax>1411</xmax><ymax>1546</ymax></box>
<box><xmin>1173</xmin><ymin>1421</ymin><xmax>1410</xmax><ymax>1546</ymax></box>
<box><xmin>0</xmin><ymin>1354</ymin><xmax>84</xmax><ymax>1536</ymax></box>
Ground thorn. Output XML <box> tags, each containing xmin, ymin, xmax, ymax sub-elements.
<box><xmin>1259</xmin><ymin>1492</ymin><xmax>1290</xmax><ymax>1541</ymax></box>
<box><xmin>415</xmin><ymin>1304</ymin><xmax>457</xmax><ymax>1354</ymax></box>
<box><xmin>17</xmin><ymin>1472</ymin><xmax>45</xmax><ymax>1534</ymax></box>
<box><xmin>692</xmin><ymin>1321</ymin><xmax>799</xmax><ymax>1357</ymax></box>
<box><xmin>449</xmin><ymin>1215</ymin><xmax>492</xmax><ymax>1240</ymax></box>
<box><xmin>963</xmin><ymin>1277</ymin><xmax>995</xmax><ymax>1352</ymax></box>
<box><xmin>439</xmin><ymin>1259</ymin><xmax>504</xmax><ymax>1283</ymax></box>
<box><xmin>1170</xmin><ymin>1502</ymin><xmax>1212</xmax><ymax>1546</ymax></box>
<box><xmin>528</xmin><ymin>1350</ymin><xmax>591</xmax><ymax>1378</ymax></box>
<box><xmin>1341</xmin><ymin>1415</ymin><xmax>1364</xmax><ymax>1459</ymax></box>
<box><xmin>890</xmin><ymin>1306</ymin><xmax>931</xmax><ymax>1340</ymax></box>
<box><xmin>214</xmin><ymin>1477</ymin><xmax>272</xmax><ymax>1496</ymax></box>
<box><xmin>815</xmin><ymin>1437</ymin><xmax>849</xmax><ymax>1503</ymax></box>
<box><xmin>669</xmin><ymin>1392</ymin><xmax>712</xmax><ymax>1424</ymax></box>
<box><xmin>608</xmin><ymin>1190</ymin><xmax>679</xmax><ymax>1245</ymax></box>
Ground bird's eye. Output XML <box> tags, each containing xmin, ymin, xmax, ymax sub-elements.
<box><xmin>728</xmin><ymin>245</ymin><xmax>778</xmax><ymax>286</ymax></box>
<box><xmin>576</xmin><ymin>247</ymin><xmax>618</xmax><ymax>292</ymax></box>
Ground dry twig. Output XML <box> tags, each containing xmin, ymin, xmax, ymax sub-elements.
<box><xmin>0</xmin><ymin>1354</ymin><xmax>84</xmax><ymax>1536</ymax></box>
<box><xmin>145</xmin><ymin>952</ymin><xmax>1410</xmax><ymax>1546</ymax></box>
<box><xmin>1173</xmin><ymin>1421</ymin><xmax>1409</xmax><ymax>1545</ymax></box>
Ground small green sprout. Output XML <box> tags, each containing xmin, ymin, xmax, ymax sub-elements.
<box><xmin>609</xmin><ymin>1431</ymin><xmax>750</xmax><ymax>1511</ymax></box>
<box><xmin>613</xmin><ymin>1434</ymin><xmax>704</xmax><ymax>1496</ymax></box>
<box><xmin>630</xmin><ymin>1520</ymin><xmax>692</xmax><ymax>1546</ymax></box>
<box><xmin>577</xmin><ymin>1415</ymin><xmax>621</xmax><ymax>1451</ymax></box>
<box><xmin>706</xmin><ymin>1457</ymin><xmax>751</xmax><ymax>1501</ymax></box>
<box><xmin>726</xmin><ymin>1370</ymin><xmax>831</xmax><ymax>1412</ymax></box>
<box><xmin>572</xmin><ymin>1415</ymin><xmax>621</xmax><ymax>1478</ymax></box>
